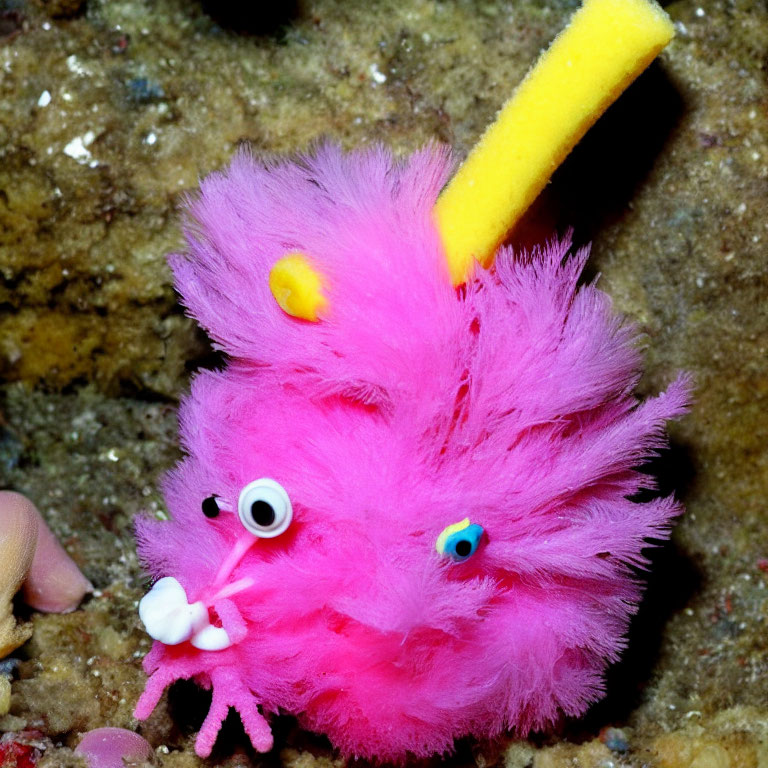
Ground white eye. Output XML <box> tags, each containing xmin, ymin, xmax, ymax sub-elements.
<box><xmin>237</xmin><ymin>478</ymin><xmax>292</xmax><ymax>538</ymax></box>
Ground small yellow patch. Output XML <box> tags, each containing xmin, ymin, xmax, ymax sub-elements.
<box><xmin>436</xmin><ymin>518</ymin><xmax>471</xmax><ymax>555</ymax></box>
<box><xmin>269</xmin><ymin>253</ymin><xmax>328</xmax><ymax>322</ymax></box>
<box><xmin>434</xmin><ymin>0</ymin><xmax>674</xmax><ymax>286</ymax></box>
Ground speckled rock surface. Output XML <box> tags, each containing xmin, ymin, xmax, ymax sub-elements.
<box><xmin>1</xmin><ymin>0</ymin><xmax>767</xmax><ymax>766</ymax></box>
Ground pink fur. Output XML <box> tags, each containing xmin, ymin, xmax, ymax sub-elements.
<box><xmin>134</xmin><ymin>144</ymin><xmax>690</xmax><ymax>761</ymax></box>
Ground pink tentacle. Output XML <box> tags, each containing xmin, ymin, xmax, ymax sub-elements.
<box><xmin>214</xmin><ymin>597</ymin><xmax>248</xmax><ymax>646</ymax></box>
<box><xmin>194</xmin><ymin>667</ymin><xmax>273</xmax><ymax>758</ymax></box>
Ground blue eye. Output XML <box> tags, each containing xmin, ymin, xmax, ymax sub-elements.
<box><xmin>436</xmin><ymin>519</ymin><xmax>484</xmax><ymax>562</ymax></box>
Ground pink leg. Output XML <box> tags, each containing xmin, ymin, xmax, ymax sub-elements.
<box><xmin>237</xmin><ymin>698</ymin><xmax>273</xmax><ymax>754</ymax></box>
<box><xmin>134</xmin><ymin>665</ymin><xmax>179</xmax><ymax>720</ymax></box>
<box><xmin>195</xmin><ymin>684</ymin><xmax>234</xmax><ymax>758</ymax></box>
<box><xmin>194</xmin><ymin>668</ymin><xmax>273</xmax><ymax>758</ymax></box>
<box><xmin>135</xmin><ymin>643</ymin><xmax>205</xmax><ymax>721</ymax></box>
<box><xmin>141</xmin><ymin>642</ymin><xmax>165</xmax><ymax>675</ymax></box>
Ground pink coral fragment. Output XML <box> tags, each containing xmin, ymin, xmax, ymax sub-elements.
<box><xmin>0</xmin><ymin>491</ymin><xmax>92</xmax><ymax>616</ymax></box>
<box><xmin>22</xmin><ymin>503</ymin><xmax>92</xmax><ymax>614</ymax></box>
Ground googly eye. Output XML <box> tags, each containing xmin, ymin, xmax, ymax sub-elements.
<box><xmin>237</xmin><ymin>478</ymin><xmax>293</xmax><ymax>538</ymax></box>
<box><xmin>201</xmin><ymin>495</ymin><xmax>220</xmax><ymax>518</ymax></box>
<box><xmin>436</xmin><ymin>518</ymin><xmax>484</xmax><ymax>562</ymax></box>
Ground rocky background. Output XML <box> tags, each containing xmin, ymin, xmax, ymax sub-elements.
<box><xmin>0</xmin><ymin>0</ymin><xmax>767</xmax><ymax>766</ymax></box>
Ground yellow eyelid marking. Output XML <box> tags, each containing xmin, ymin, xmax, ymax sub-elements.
<box><xmin>434</xmin><ymin>0</ymin><xmax>674</xmax><ymax>286</ymax></box>
<box><xmin>269</xmin><ymin>253</ymin><xmax>328</xmax><ymax>322</ymax></box>
<box><xmin>436</xmin><ymin>518</ymin><xmax>471</xmax><ymax>555</ymax></box>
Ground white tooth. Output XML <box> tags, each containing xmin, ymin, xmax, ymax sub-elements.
<box><xmin>139</xmin><ymin>577</ymin><xmax>207</xmax><ymax>646</ymax></box>
<box><xmin>190</xmin><ymin>624</ymin><xmax>232</xmax><ymax>651</ymax></box>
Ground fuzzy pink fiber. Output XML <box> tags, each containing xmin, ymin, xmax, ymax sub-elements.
<box><xmin>134</xmin><ymin>144</ymin><xmax>690</xmax><ymax>761</ymax></box>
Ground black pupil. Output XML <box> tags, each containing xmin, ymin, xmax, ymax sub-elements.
<box><xmin>454</xmin><ymin>539</ymin><xmax>472</xmax><ymax>558</ymax></box>
<box><xmin>251</xmin><ymin>500</ymin><xmax>276</xmax><ymax>528</ymax></box>
<box><xmin>201</xmin><ymin>496</ymin><xmax>220</xmax><ymax>518</ymax></box>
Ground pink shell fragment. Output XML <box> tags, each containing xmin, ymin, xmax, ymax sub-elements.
<box><xmin>0</xmin><ymin>492</ymin><xmax>39</xmax><ymax>595</ymax></box>
<box><xmin>74</xmin><ymin>728</ymin><xmax>153</xmax><ymax>768</ymax></box>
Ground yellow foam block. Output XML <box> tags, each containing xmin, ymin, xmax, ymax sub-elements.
<box><xmin>269</xmin><ymin>253</ymin><xmax>328</xmax><ymax>322</ymax></box>
<box><xmin>434</xmin><ymin>0</ymin><xmax>674</xmax><ymax>286</ymax></box>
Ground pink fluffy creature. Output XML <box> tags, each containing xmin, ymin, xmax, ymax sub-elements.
<box><xmin>133</xmin><ymin>142</ymin><xmax>690</xmax><ymax>760</ymax></box>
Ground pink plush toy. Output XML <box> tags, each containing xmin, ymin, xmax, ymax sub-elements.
<box><xmin>134</xmin><ymin>0</ymin><xmax>688</xmax><ymax>760</ymax></box>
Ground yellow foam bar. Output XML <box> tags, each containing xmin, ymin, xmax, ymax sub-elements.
<box><xmin>434</xmin><ymin>0</ymin><xmax>674</xmax><ymax>285</ymax></box>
